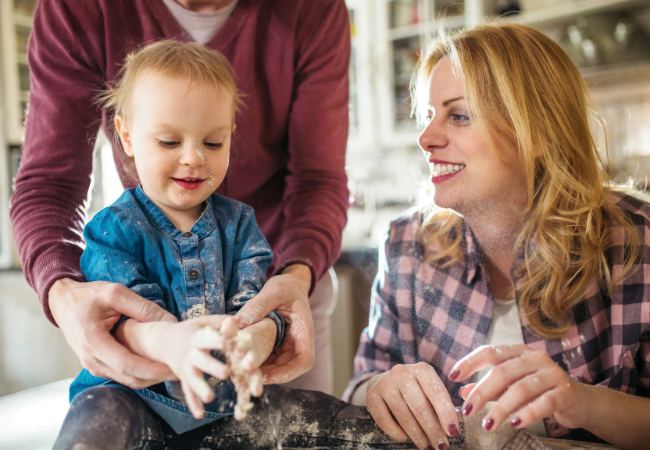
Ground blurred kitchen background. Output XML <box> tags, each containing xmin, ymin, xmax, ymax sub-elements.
<box><xmin>1</xmin><ymin>0</ymin><xmax>650</xmax><ymax>400</ymax></box>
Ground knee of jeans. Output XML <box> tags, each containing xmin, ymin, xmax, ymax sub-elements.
<box><xmin>72</xmin><ymin>386</ymin><xmax>132</xmax><ymax>409</ymax></box>
<box><xmin>69</xmin><ymin>385</ymin><xmax>149</xmax><ymax>425</ymax></box>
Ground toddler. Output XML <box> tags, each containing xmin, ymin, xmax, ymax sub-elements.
<box><xmin>58</xmin><ymin>40</ymin><xmax>284</xmax><ymax>443</ymax></box>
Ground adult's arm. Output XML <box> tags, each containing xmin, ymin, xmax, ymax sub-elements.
<box><xmin>236</xmin><ymin>0</ymin><xmax>351</xmax><ymax>382</ymax></box>
<box><xmin>271</xmin><ymin>0</ymin><xmax>351</xmax><ymax>289</ymax></box>
<box><xmin>341</xmin><ymin>226</ymin><xmax>460</xmax><ymax>450</ymax></box>
<box><xmin>11</xmin><ymin>0</ymin><xmax>105</xmax><ymax>319</ymax></box>
<box><xmin>11</xmin><ymin>0</ymin><xmax>175</xmax><ymax>387</ymax></box>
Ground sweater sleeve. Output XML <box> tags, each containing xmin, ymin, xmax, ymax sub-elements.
<box><xmin>271</xmin><ymin>0</ymin><xmax>351</xmax><ymax>291</ymax></box>
<box><xmin>9</xmin><ymin>0</ymin><xmax>107</xmax><ymax>325</ymax></box>
<box><xmin>342</xmin><ymin>228</ymin><xmax>403</xmax><ymax>402</ymax></box>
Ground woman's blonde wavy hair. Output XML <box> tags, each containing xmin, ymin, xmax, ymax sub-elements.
<box><xmin>412</xmin><ymin>22</ymin><xmax>643</xmax><ymax>339</ymax></box>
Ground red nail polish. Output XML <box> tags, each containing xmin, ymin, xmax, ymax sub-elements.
<box><xmin>510</xmin><ymin>417</ymin><xmax>521</xmax><ymax>427</ymax></box>
<box><xmin>424</xmin><ymin>446</ymin><xmax>434</xmax><ymax>450</ymax></box>
<box><xmin>462</xmin><ymin>402</ymin><xmax>473</xmax><ymax>415</ymax></box>
<box><xmin>449</xmin><ymin>368</ymin><xmax>460</xmax><ymax>381</ymax></box>
<box><xmin>483</xmin><ymin>417</ymin><xmax>494</xmax><ymax>430</ymax></box>
<box><xmin>448</xmin><ymin>423</ymin><xmax>459</xmax><ymax>437</ymax></box>
<box><xmin>438</xmin><ymin>444</ymin><xmax>449</xmax><ymax>450</ymax></box>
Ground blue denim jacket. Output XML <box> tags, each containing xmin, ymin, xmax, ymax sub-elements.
<box><xmin>70</xmin><ymin>186</ymin><xmax>284</xmax><ymax>434</ymax></box>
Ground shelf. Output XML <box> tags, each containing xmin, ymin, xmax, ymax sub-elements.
<box><xmin>508</xmin><ymin>0</ymin><xmax>650</xmax><ymax>27</ymax></box>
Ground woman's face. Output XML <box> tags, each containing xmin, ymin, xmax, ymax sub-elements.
<box><xmin>418</xmin><ymin>57</ymin><xmax>527</xmax><ymax>217</ymax></box>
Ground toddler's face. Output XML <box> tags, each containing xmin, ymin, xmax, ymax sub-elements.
<box><xmin>116</xmin><ymin>73</ymin><xmax>234</xmax><ymax>225</ymax></box>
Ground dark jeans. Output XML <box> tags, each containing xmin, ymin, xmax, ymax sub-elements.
<box><xmin>53</xmin><ymin>385</ymin><xmax>429</xmax><ymax>449</ymax></box>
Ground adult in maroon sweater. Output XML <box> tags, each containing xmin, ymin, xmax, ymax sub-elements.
<box><xmin>11</xmin><ymin>0</ymin><xmax>349</xmax><ymax>390</ymax></box>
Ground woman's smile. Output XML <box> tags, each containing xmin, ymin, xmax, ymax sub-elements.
<box><xmin>430</xmin><ymin>159</ymin><xmax>466</xmax><ymax>182</ymax></box>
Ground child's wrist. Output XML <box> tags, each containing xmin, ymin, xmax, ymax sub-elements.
<box><xmin>138</xmin><ymin>321</ymin><xmax>174</xmax><ymax>363</ymax></box>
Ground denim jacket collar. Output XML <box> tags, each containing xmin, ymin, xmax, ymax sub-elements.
<box><xmin>134</xmin><ymin>185</ymin><xmax>216</xmax><ymax>239</ymax></box>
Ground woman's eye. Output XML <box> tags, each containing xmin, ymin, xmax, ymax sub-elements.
<box><xmin>158</xmin><ymin>140</ymin><xmax>180</xmax><ymax>148</ymax></box>
<box><xmin>451</xmin><ymin>113</ymin><xmax>470</xmax><ymax>125</ymax></box>
<box><xmin>205</xmin><ymin>142</ymin><xmax>224</xmax><ymax>149</ymax></box>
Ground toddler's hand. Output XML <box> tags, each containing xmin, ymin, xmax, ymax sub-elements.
<box><xmin>158</xmin><ymin>315</ymin><xmax>235</xmax><ymax>419</ymax></box>
<box><xmin>192</xmin><ymin>316</ymin><xmax>266</xmax><ymax>420</ymax></box>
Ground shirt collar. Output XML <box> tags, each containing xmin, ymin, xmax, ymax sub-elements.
<box><xmin>462</xmin><ymin>221</ymin><xmax>483</xmax><ymax>284</ymax></box>
<box><xmin>134</xmin><ymin>185</ymin><xmax>216</xmax><ymax>239</ymax></box>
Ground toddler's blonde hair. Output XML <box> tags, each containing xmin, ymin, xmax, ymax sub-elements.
<box><xmin>100</xmin><ymin>40</ymin><xmax>242</xmax><ymax>177</ymax></box>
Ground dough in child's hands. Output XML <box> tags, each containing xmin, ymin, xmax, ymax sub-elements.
<box><xmin>192</xmin><ymin>325</ymin><xmax>262</xmax><ymax>421</ymax></box>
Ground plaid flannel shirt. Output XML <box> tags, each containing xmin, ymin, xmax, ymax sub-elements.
<box><xmin>344</xmin><ymin>193</ymin><xmax>650</xmax><ymax>439</ymax></box>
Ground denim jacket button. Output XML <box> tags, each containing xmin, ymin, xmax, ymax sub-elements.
<box><xmin>183</xmin><ymin>232</ymin><xmax>193</xmax><ymax>238</ymax></box>
<box><xmin>188</xmin><ymin>269</ymin><xmax>199</xmax><ymax>280</ymax></box>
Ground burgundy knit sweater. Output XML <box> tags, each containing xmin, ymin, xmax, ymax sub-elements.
<box><xmin>11</xmin><ymin>0</ymin><xmax>350</xmax><ymax>325</ymax></box>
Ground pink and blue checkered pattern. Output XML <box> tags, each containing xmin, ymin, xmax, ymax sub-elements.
<box><xmin>344</xmin><ymin>193</ymin><xmax>650</xmax><ymax>440</ymax></box>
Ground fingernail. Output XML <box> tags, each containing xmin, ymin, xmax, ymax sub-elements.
<box><xmin>449</xmin><ymin>368</ymin><xmax>460</xmax><ymax>381</ymax></box>
<box><xmin>424</xmin><ymin>446</ymin><xmax>434</xmax><ymax>450</ymax></box>
<box><xmin>448</xmin><ymin>423</ymin><xmax>459</xmax><ymax>437</ymax></box>
<box><xmin>462</xmin><ymin>402</ymin><xmax>473</xmax><ymax>415</ymax></box>
<box><xmin>482</xmin><ymin>417</ymin><xmax>494</xmax><ymax>431</ymax></box>
<box><xmin>438</xmin><ymin>444</ymin><xmax>449</xmax><ymax>450</ymax></box>
<box><xmin>510</xmin><ymin>417</ymin><xmax>521</xmax><ymax>427</ymax></box>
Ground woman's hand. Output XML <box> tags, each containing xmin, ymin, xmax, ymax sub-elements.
<box><xmin>365</xmin><ymin>362</ymin><xmax>460</xmax><ymax>450</ymax></box>
<box><xmin>452</xmin><ymin>344</ymin><xmax>592</xmax><ymax>432</ymax></box>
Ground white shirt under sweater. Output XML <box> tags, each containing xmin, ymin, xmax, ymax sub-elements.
<box><xmin>352</xmin><ymin>298</ymin><xmax>548</xmax><ymax>437</ymax></box>
<box><xmin>163</xmin><ymin>0</ymin><xmax>239</xmax><ymax>44</ymax></box>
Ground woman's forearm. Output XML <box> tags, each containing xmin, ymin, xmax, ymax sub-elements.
<box><xmin>580</xmin><ymin>383</ymin><xmax>650</xmax><ymax>449</ymax></box>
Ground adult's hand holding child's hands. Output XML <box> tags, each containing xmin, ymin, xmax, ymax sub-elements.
<box><xmin>236</xmin><ymin>264</ymin><xmax>315</xmax><ymax>384</ymax></box>
<box><xmin>49</xmin><ymin>278</ymin><xmax>177</xmax><ymax>389</ymax></box>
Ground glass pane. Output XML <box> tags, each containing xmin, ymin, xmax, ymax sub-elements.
<box><xmin>18</xmin><ymin>63</ymin><xmax>30</xmax><ymax>92</ymax></box>
<box><xmin>392</xmin><ymin>36</ymin><xmax>420</xmax><ymax>125</ymax></box>
<box><xmin>389</xmin><ymin>0</ymin><xmax>422</xmax><ymax>29</ymax></box>
<box><xmin>13</xmin><ymin>0</ymin><xmax>36</xmax><ymax>16</ymax></box>
<box><xmin>15</xmin><ymin>25</ymin><xmax>30</xmax><ymax>55</ymax></box>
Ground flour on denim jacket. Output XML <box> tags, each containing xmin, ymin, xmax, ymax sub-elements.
<box><xmin>69</xmin><ymin>186</ymin><xmax>285</xmax><ymax>434</ymax></box>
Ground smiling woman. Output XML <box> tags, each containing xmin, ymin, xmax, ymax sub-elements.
<box><xmin>345</xmin><ymin>22</ymin><xmax>650</xmax><ymax>450</ymax></box>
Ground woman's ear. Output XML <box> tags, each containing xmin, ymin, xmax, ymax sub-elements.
<box><xmin>114</xmin><ymin>115</ymin><xmax>134</xmax><ymax>157</ymax></box>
